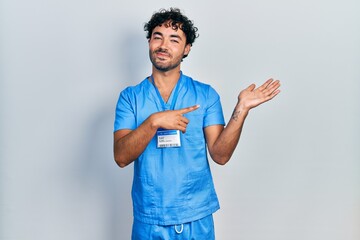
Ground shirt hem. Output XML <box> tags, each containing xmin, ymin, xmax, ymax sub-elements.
<box><xmin>133</xmin><ymin>205</ymin><xmax>220</xmax><ymax>226</ymax></box>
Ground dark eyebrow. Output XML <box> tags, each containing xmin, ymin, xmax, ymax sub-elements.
<box><xmin>152</xmin><ymin>31</ymin><xmax>163</xmax><ymax>36</ymax></box>
<box><xmin>170</xmin><ymin>34</ymin><xmax>182</xmax><ymax>41</ymax></box>
<box><xmin>152</xmin><ymin>31</ymin><xmax>183</xmax><ymax>41</ymax></box>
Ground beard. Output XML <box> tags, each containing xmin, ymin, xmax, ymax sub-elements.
<box><xmin>149</xmin><ymin>48</ymin><xmax>184</xmax><ymax>72</ymax></box>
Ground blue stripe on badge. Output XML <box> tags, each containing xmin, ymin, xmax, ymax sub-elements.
<box><xmin>157</xmin><ymin>130</ymin><xmax>178</xmax><ymax>136</ymax></box>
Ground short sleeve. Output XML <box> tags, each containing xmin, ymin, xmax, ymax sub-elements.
<box><xmin>114</xmin><ymin>87</ymin><xmax>136</xmax><ymax>132</ymax></box>
<box><xmin>203</xmin><ymin>86</ymin><xmax>225</xmax><ymax>127</ymax></box>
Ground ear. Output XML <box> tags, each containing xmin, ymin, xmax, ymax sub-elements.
<box><xmin>184</xmin><ymin>44</ymin><xmax>191</xmax><ymax>56</ymax></box>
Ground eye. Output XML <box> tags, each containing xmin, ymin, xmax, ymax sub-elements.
<box><xmin>152</xmin><ymin>34</ymin><xmax>162</xmax><ymax>40</ymax></box>
<box><xmin>171</xmin><ymin>39</ymin><xmax>179</xmax><ymax>43</ymax></box>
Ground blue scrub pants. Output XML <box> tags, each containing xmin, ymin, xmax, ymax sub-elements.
<box><xmin>131</xmin><ymin>214</ymin><xmax>215</xmax><ymax>240</ymax></box>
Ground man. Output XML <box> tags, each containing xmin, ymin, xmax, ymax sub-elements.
<box><xmin>114</xmin><ymin>8</ymin><xmax>280</xmax><ymax>239</ymax></box>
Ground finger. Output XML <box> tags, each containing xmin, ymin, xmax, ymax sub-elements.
<box><xmin>268</xmin><ymin>79</ymin><xmax>280</xmax><ymax>88</ymax></box>
<box><xmin>177</xmin><ymin>120</ymin><xmax>188</xmax><ymax>129</ymax></box>
<box><xmin>258</xmin><ymin>78</ymin><xmax>274</xmax><ymax>91</ymax></box>
<box><xmin>264</xmin><ymin>80</ymin><xmax>281</xmax><ymax>95</ymax></box>
<box><xmin>179</xmin><ymin>116</ymin><xmax>189</xmax><ymax>125</ymax></box>
<box><xmin>246</xmin><ymin>83</ymin><xmax>256</xmax><ymax>91</ymax></box>
<box><xmin>272</xmin><ymin>89</ymin><xmax>281</xmax><ymax>96</ymax></box>
<box><xmin>177</xmin><ymin>123</ymin><xmax>188</xmax><ymax>133</ymax></box>
<box><xmin>265</xmin><ymin>89</ymin><xmax>281</xmax><ymax>101</ymax></box>
<box><xmin>179</xmin><ymin>104</ymin><xmax>200</xmax><ymax>114</ymax></box>
<box><xmin>178</xmin><ymin>117</ymin><xmax>190</xmax><ymax>133</ymax></box>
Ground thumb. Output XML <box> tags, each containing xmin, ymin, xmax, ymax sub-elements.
<box><xmin>247</xmin><ymin>84</ymin><xmax>256</xmax><ymax>91</ymax></box>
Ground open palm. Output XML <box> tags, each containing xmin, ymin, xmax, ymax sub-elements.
<box><xmin>238</xmin><ymin>78</ymin><xmax>281</xmax><ymax>110</ymax></box>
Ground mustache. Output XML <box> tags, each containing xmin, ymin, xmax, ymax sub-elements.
<box><xmin>154</xmin><ymin>48</ymin><xmax>169</xmax><ymax>54</ymax></box>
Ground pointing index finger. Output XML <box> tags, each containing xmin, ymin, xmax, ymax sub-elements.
<box><xmin>179</xmin><ymin>105</ymin><xmax>200</xmax><ymax>114</ymax></box>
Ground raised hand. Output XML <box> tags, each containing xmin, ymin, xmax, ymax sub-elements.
<box><xmin>151</xmin><ymin>105</ymin><xmax>200</xmax><ymax>133</ymax></box>
<box><xmin>238</xmin><ymin>78</ymin><xmax>281</xmax><ymax>111</ymax></box>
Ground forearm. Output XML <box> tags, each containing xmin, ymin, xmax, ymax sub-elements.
<box><xmin>210</xmin><ymin>104</ymin><xmax>249</xmax><ymax>165</ymax></box>
<box><xmin>113</xmin><ymin>116</ymin><xmax>158</xmax><ymax>168</ymax></box>
<box><xmin>208</xmin><ymin>79</ymin><xmax>281</xmax><ymax>165</ymax></box>
<box><xmin>114</xmin><ymin>105</ymin><xmax>200</xmax><ymax>168</ymax></box>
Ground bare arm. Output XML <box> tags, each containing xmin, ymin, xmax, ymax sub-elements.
<box><xmin>205</xmin><ymin>78</ymin><xmax>281</xmax><ymax>165</ymax></box>
<box><xmin>114</xmin><ymin>105</ymin><xmax>200</xmax><ymax>168</ymax></box>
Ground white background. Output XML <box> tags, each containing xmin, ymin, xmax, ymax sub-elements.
<box><xmin>1</xmin><ymin>0</ymin><xmax>359</xmax><ymax>239</ymax></box>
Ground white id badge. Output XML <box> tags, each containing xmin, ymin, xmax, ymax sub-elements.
<box><xmin>156</xmin><ymin>129</ymin><xmax>181</xmax><ymax>148</ymax></box>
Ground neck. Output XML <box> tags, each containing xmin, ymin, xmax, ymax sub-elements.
<box><xmin>151</xmin><ymin>67</ymin><xmax>181</xmax><ymax>89</ymax></box>
<box><xmin>151</xmin><ymin>67</ymin><xmax>181</xmax><ymax>103</ymax></box>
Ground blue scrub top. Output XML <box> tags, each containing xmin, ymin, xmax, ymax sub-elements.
<box><xmin>114</xmin><ymin>73</ymin><xmax>225</xmax><ymax>225</ymax></box>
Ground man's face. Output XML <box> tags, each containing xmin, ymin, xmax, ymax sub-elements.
<box><xmin>149</xmin><ymin>21</ymin><xmax>191</xmax><ymax>72</ymax></box>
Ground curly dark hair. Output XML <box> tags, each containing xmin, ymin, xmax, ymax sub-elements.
<box><xmin>144</xmin><ymin>8</ymin><xmax>199</xmax><ymax>47</ymax></box>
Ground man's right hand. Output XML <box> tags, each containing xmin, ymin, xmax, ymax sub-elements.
<box><xmin>114</xmin><ymin>104</ymin><xmax>200</xmax><ymax>167</ymax></box>
<box><xmin>150</xmin><ymin>104</ymin><xmax>200</xmax><ymax>133</ymax></box>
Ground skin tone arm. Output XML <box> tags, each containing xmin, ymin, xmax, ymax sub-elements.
<box><xmin>113</xmin><ymin>105</ymin><xmax>200</xmax><ymax>168</ymax></box>
<box><xmin>205</xmin><ymin>78</ymin><xmax>281</xmax><ymax>165</ymax></box>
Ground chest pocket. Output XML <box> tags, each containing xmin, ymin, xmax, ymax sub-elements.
<box><xmin>183</xmin><ymin>111</ymin><xmax>205</xmax><ymax>148</ymax></box>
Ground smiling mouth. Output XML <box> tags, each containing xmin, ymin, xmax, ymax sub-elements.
<box><xmin>155</xmin><ymin>54</ymin><xmax>170</xmax><ymax>61</ymax></box>
<box><xmin>156</xmin><ymin>52</ymin><xmax>169</xmax><ymax>57</ymax></box>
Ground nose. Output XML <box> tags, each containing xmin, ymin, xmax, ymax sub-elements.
<box><xmin>159</xmin><ymin>38</ymin><xmax>170</xmax><ymax>49</ymax></box>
